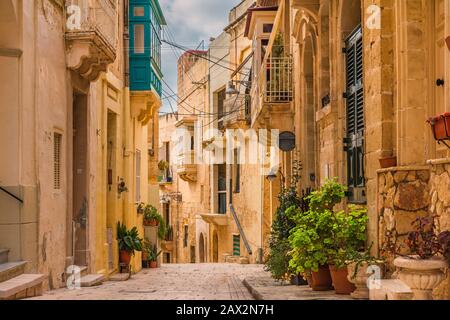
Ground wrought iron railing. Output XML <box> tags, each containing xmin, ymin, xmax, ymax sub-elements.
<box><xmin>251</xmin><ymin>56</ymin><xmax>293</xmax><ymax>122</ymax></box>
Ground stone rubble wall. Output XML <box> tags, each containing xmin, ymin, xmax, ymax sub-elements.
<box><xmin>377</xmin><ymin>160</ymin><xmax>450</xmax><ymax>300</ymax></box>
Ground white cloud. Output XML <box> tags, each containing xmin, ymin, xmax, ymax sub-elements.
<box><xmin>159</xmin><ymin>0</ymin><xmax>241</xmax><ymax>113</ymax></box>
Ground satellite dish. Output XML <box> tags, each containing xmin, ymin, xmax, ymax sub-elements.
<box><xmin>279</xmin><ymin>131</ymin><xmax>296</xmax><ymax>152</ymax></box>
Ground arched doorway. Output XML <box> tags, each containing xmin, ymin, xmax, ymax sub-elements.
<box><xmin>199</xmin><ymin>233</ymin><xmax>205</xmax><ymax>263</ymax></box>
<box><xmin>212</xmin><ymin>231</ymin><xmax>219</xmax><ymax>263</ymax></box>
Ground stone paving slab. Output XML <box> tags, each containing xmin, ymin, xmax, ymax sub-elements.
<box><xmin>28</xmin><ymin>264</ymin><xmax>264</xmax><ymax>300</ymax></box>
<box><xmin>242</xmin><ymin>274</ymin><xmax>353</xmax><ymax>300</ymax></box>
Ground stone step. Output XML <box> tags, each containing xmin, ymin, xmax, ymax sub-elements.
<box><xmin>108</xmin><ymin>273</ymin><xmax>130</xmax><ymax>282</ymax></box>
<box><xmin>80</xmin><ymin>274</ymin><xmax>105</xmax><ymax>287</ymax></box>
<box><xmin>0</xmin><ymin>274</ymin><xmax>46</xmax><ymax>300</ymax></box>
<box><xmin>0</xmin><ymin>261</ymin><xmax>27</xmax><ymax>283</ymax></box>
<box><xmin>370</xmin><ymin>279</ymin><xmax>413</xmax><ymax>300</ymax></box>
<box><xmin>0</xmin><ymin>249</ymin><xmax>9</xmax><ymax>264</ymax></box>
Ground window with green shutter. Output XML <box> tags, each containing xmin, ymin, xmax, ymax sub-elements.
<box><xmin>233</xmin><ymin>235</ymin><xmax>240</xmax><ymax>256</ymax></box>
<box><xmin>344</xmin><ymin>25</ymin><xmax>366</xmax><ymax>204</ymax></box>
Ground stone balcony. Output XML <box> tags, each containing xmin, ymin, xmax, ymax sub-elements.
<box><xmin>200</xmin><ymin>213</ymin><xmax>229</xmax><ymax>226</ymax></box>
<box><xmin>65</xmin><ymin>0</ymin><xmax>117</xmax><ymax>81</ymax></box>
<box><xmin>177</xmin><ymin>151</ymin><xmax>197</xmax><ymax>182</ymax></box>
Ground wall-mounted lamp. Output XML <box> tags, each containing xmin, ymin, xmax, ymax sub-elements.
<box><xmin>226</xmin><ymin>81</ymin><xmax>239</xmax><ymax>95</ymax></box>
<box><xmin>266</xmin><ymin>167</ymin><xmax>286</xmax><ymax>185</ymax></box>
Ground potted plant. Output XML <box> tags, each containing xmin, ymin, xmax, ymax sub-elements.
<box><xmin>264</xmin><ymin>161</ymin><xmax>309</xmax><ymax>285</ymax></box>
<box><xmin>389</xmin><ymin>217</ymin><xmax>450</xmax><ymax>300</ymax></box>
<box><xmin>143</xmin><ymin>205</ymin><xmax>163</xmax><ymax>226</ymax></box>
<box><xmin>379</xmin><ymin>153</ymin><xmax>397</xmax><ymax>169</ymax></box>
<box><xmin>148</xmin><ymin>244</ymin><xmax>162</xmax><ymax>268</ymax></box>
<box><xmin>327</xmin><ymin>205</ymin><xmax>369</xmax><ymax>295</ymax></box>
<box><xmin>116</xmin><ymin>222</ymin><xmax>143</xmax><ymax>265</ymax></box>
<box><xmin>288</xmin><ymin>179</ymin><xmax>347</xmax><ymax>291</ymax></box>
<box><xmin>427</xmin><ymin>113</ymin><xmax>450</xmax><ymax>147</ymax></box>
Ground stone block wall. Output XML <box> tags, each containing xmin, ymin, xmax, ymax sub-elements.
<box><xmin>377</xmin><ymin>161</ymin><xmax>450</xmax><ymax>299</ymax></box>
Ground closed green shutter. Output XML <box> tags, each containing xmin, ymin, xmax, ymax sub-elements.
<box><xmin>345</xmin><ymin>25</ymin><xmax>366</xmax><ymax>203</ymax></box>
<box><xmin>233</xmin><ymin>235</ymin><xmax>240</xmax><ymax>256</ymax></box>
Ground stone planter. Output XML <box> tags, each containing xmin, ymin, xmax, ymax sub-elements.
<box><xmin>347</xmin><ymin>262</ymin><xmax>384</xmax><ymax>300</ymax></box>
<box><xmin>394</xmin><ymin>256</ymin><xmax>448</xmax><ymax>300</ymax></box>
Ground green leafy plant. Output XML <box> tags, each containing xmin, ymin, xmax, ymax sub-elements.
<box><xmin>116</xmin><ymin>222</ymin><xmax>143</xmax><ymax>255</ymax></box>
<box><xmin>264</xmin><ymin>161</ymin><xmax>311</xmax><ymax>280</ymax></box>
<box><xmin>158</xmin><ymin>160</ymin><xmax>169</xmax><ymax>171</ymax></box>
<box><xmin>143</xmin><ymin>205</ymin><xmax>167</xmax><ymax>240</ymax></box>
<box><xmin>148</xmin><ymin>244</ymin><xmax>162</xmax><ymax>262</ymax></box>
<box><xmin>346</xmin><ymin>245</ymin><xmax>384</xmax><ymax>279</ymax></box>
<box><xmin>288</xmin><ymin>179</ymin><xmax>367</xmax><ymax>272</ymax></box>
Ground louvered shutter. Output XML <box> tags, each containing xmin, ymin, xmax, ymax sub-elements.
<box><xmin>345</xmin><ymin>26</ymin><xmax>366</xmax><ymax>203</ymax></box>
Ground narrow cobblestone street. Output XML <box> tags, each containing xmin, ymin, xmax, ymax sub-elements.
<box><xmin>29</xmin><ymin>264</ymin><xmax>263</xmax><ymax>300</ymax></box>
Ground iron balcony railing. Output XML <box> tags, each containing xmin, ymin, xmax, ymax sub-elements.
<box><xmin>251</xmin><ymin>56</ymin><xmax>293</xmax><ymax>122</ymax></box>
<box><xmin>65</xmin><ymin>0</ymin><xmax>117</xmax><ymax>50</ymax></box>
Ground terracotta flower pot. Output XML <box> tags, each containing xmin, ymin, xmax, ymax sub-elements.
<box><xmin>144</xmin><ymin>219</ymin><xmax>159</xmax><ymax>227</ymax></box>
<box><xmin>311</xmin><ymin>265</ymin><xmax>333</xmax><ymax>291</ymax></box>
<box><xmin>347</xmin><ymin>262</ymin><xmax>384</xmax><ymax>300</ymax></box>
<box><xmin>428</xmin><ymin>113</ymin><xmax>450</xmax><ymax>140</ymax></box>
<box><xmin>329</xmin><ymin>265</ymin><xmax>356</xmax><ymax>295</ymax></box>
<box><xmin>119</xmin><ymin>250</ymin><xmax>132</xmax><ymax>265</ymax></box>
<box><xmin>394</xmin><ymin>256</ymin><xmax>448</xmax><ymax>300</ymax></box>
<box><xmin>149</xmin><ymin>261</ymin><xmax>158</xmax><ymax>268</ymax></box>
<box><xmin>379</xmin><ymin>156</ymin><xmax>397</xmax><ymax>169</ymax></box>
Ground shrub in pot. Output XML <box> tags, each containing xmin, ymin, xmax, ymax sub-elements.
<box><xmin>328</xmin><ymin>205</ymin><xmax>370</xmax><ymax>295</ymax></box>
<box><xmin>384</xmin><ymin>216</ymin><xmax>450</xmax><ymax>300</ymax></box>
<box><xmin>117</xmin><ymin>222</ymin><xmax>143</xmax><ymax>265</ymax></box>
<box><xmin>288</xmin><ymin>179</ymin><xmax>347</xmax><ymax>291</ymax></box>
<box><xmin>264</xmin><ymin>161</ymin><xmax>310</xmax><ymax>285</ymax></box>
<box><xmin>143</xmin><ymin>205</ymin><xmax>167</xmax><ymax>240</ymax></box>
<box><xmin>148</xmin><ymin>244</ymin><xmax>162</xmax><ymax>268</ymax></box>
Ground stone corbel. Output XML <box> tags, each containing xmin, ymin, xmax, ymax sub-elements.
<box><xmin>131</xmin><ymin>91</ymin><xmax>161</xmax><ymax>125</ymax></box>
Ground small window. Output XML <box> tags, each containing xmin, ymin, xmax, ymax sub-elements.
<box><xmin>133</xmin><ymin>7</ymin><xmax>145</xmax><ymax>17</ymax></box>
<box><xmin>135</xmin><ymin>149</ymin><xmax>141</xmax><ymax>202</ymax></box>
<box><xmin>53</xmin><ymin>133</ymin><xmax>62</xmax><ymax>190</ymax></box>
<box><xmin>134</xmin><ymin>25</ymin><xmax>145</xmax><ymax>54</ymax></box>
<box><xmin>184</xmin><ymin>225</ymin><xmax>189</xmax><ymax>248</ymax></box>
<box><xmin>233</xmin><ymin>235</ymin><xmax>240</xmax><ymax>256</ymax></box>
<box><xmin>263</xmin><ymin>24</ymin><xmax>273</xmax><ymax>33</ymax></box>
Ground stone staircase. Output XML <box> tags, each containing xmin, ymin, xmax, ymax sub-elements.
<box><xmin>0</xmin><ymin>248</ymin><xmax>46</xmax><ymax>300</ymax></box>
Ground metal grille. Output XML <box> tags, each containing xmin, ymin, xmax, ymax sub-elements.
<box><xmin>264</xmin><ymin>57</ymin><xmax>293</xmax><ymax>103</ymax></box>
<box><xmin>53</xmin><ymin>133</ymin><xmax>62</xmax><ymax>190</ymax></box>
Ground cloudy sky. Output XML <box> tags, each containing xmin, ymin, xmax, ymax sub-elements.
<box><xmin>159</xmin><ymin>0</ymin><xmax>242</xmax><ymax>113</ymax></box>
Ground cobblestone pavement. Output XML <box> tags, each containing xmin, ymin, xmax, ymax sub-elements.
<box><xmin>29</xmin><ymin>264</ymin><xmax>264</xmax><ymax>300</ymax></box>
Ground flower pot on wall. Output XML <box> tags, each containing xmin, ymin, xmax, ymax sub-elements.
<box><xmin>329</xmin><ymin>265</ymin><xmax>356</xmax><ymax>295</ymax></box>
<box><xmin>394</xmin><ymin>256</ymin><xmax>448</xmax><ymax>300</ymax></box>
<box><xmin>144</xmin><ymin>219</ymin><xmax>159</xmax><ymax>227</ymax></box>
<box><xmin>379</xmin><ymin>156</ymin><xmax>397</xmax><ymax>169</ymax></box>
<box><xmin>311</xmin><ymin>265</ymin><xmax>333</xmax><ymax>291</ymax></box>
<box><xmin>428</xmin><ymin>113</ymin><xmax>450</xmax><ymax>141</ymax></box>
<box><xmin>150</xmin><ymin>261</ymin><xmax>158</xmax><ymax>268</ymax></box>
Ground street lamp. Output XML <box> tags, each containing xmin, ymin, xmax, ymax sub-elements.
<box><xmin>226</xmin><ymin>81</ymin><xmax>239</xmax><ymax>95</ymax></box>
